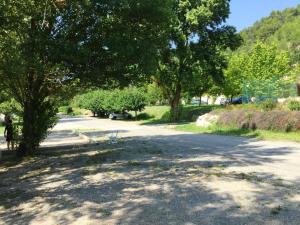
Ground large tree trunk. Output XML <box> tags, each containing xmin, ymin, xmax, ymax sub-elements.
<box><xmin>17</xmin><ymin>74</ymin><xmax>56</xmax><ymax>157</ymax></box>
<box><xmin>170</xmin><ymin>83</ymin><xmax>182</xmax><ymax>122</ymax></box>
<box><xmin>18</xmin><ymin>100</ymin><xmax>38</xmax><ymax>156</ymax></box>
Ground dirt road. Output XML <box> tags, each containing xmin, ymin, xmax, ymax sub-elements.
<box><xmin>1</xmin><ymin>116</ymin><xmax>300</xmax><ymax>225</ymax></box>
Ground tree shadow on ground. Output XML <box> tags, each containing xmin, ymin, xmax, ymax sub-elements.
<box><xmin>0</xmin><ymin>133</ymin><xmax>300</xmax><ymax>225</ymax></box>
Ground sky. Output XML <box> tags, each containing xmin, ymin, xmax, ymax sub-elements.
<box><xmin>227</xmin><ymin>0</ymin><xmax>300</xmax><ymax>31</ymax></box>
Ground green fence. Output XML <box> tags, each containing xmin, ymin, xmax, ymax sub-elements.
<box><xmin>242</xmin><ymin>77</ymin><xmax>297</xmax><ymax>103</ymax></box>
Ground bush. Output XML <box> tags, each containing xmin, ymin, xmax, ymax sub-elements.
<box><xmin>287</xmin><ymin>100</ymin><xmax>300</xmax><ymax>111</ymax></box>
<box><xmin>260</xmin><ymin>99</ymin><xmax>277</xmax><ymax>111</ymax></box>
<box><xmin>145</xmin><ymin>83</ymin><xmax>165</xmax><ymax>105</ymax></box>
<box><xmin>59</xmin><ymin>106</ymin><xmax>74</xmax><ymax>115</ymax></box>
<box><xmin>217</xmin><ymin>109</ymin><xmax>300</xmax><ymax>132</ymax></box>
<box><xmin>76</xmin><ymin>88</ymin><xmax>147</xmax><ymax>118</ymax></box>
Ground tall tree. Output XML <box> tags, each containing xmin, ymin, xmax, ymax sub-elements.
<box><xmin>0</xmin><ymin>0</ymin><xmax>170</xmax><ymax>156</ymax></box>
<box><xmin>183</xmin><ymin>63</ymin><xmax>214</xmax><ymax>105</ymax></box>
<box><xmin>224</xmin><ymin>42</ymin><xmax>292</xmax><ymax>98</ymax></box>
<box><xmin>155</xmin><ymin>0</ymin><xmax>241</xmax><ymax>120</ymax></box>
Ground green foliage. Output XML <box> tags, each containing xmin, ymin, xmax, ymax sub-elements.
<box><xmin>183</xmin><ymin>63</ymin><xmax>215</xmax><ymax>100</ymax></box>
<box><xmin>0</xmin><ymin>0</ymin><xmax>171</xmax><ymax>155</ymax></box>
<box><xmin>224</xmin><ymin>5</ymin><xmax>300</xmax><ymax>99</ymax></box>
<box><xmin>240</xmin><ymin>4</ymin><xmax>300</xmax><ymax>63</ymax></box>
<box><xmin>154</xmin><ymin>0</ymin><xmax>241</xmax><ymax>121</ymax></box>
<box><xmin>287</xmin><ymin>100</ymin><xmax>300</xmax><ymax>111</ymax></box>
<box><xmin>241</xmin><ymin>42</ymin><xmax>290</xmax><ymax>80</ymax></box>
<box><xmin>260</xmin><ymin>99</ymin><xmax>277</xmax><ymax>112</ymax></box>
<box><xmin>225</xmin><ymin>42</ymin><xmax>292</xmax><ymax>98</ymax></box>
<box><xmin>78</xmin><ymin>88</ymin><xmax>147</xmax><ymax>118</ymax></box>
<box><xmin>176</xmin><ymin>123</ymin><xmax>300</xmax><ymax>143</ymax></box>
<box><xmin>59</xmin><ymin>106</ymin><xmax>74</xmax><ymax>115</ymax></box>
<box><xmin>0</xmin><ymin>99</ymin><xmax>22</xmax><ymax>116</ymax></box>
<box><xmin>138</xmin><ymin>105</ymin><xmax>218</xmax><ymax>124</ymax></box>
<box><xmin>120</xmin><ymin>88</ymin><xmax>146</xmax><ymax>115</ymax></box>
<box><xmin>145</xmin><ymin>83</ymin><xmax>165</xmax><ymax>105</ymax></box>
<box><xmin>77</xmin><ymin>90</ymin><xmax>109</xmax><ymax>117</ymax></box>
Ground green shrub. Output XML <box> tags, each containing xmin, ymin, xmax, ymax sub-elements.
<box><xmin>76</xmin><ymin>88</ymin><xmax>147</xmax><ymax>118</ymax></box>
<box><xmin>145</xmin><ymin>83</ymin><xmax>165</xmax><ymax>105</ymax></box>
<box><xmin>260</xmin><ymin>99</ymin><xmax>277</xmax><ymax>111</ymax></box>
<box><xmin>59</xmin><ymin>106</ymin><xmax>74</xmax><ymax>115</ymax></box>
<box><xmin>287</xmin><ymin>100</ymin><xmax>300</xmax><ymax>111</ymax></box>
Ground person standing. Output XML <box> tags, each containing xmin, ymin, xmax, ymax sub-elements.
<box><xmin>4</xmin><ymin>116</ymin><xmax>14</xmax><ymax>150</ymax></box>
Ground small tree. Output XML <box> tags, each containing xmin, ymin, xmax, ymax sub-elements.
<box><xmin>77</xmin><ymin>88</ymin><xmax>147</xmax><ymax>119</ymax></box>
<box><xmin>122</xmin><ymin>88</ymin><xmax>147</xmax><ymax>118</ymax></box>
<box><xmin>224</xmin><ymin>42</ymin><xmax>292</xmax><ymax>99</ymax></box>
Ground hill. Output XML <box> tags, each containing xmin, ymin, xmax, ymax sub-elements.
<box><xmin>240</xmin><ymin>4</ymin><xmax>300</xmax><ymax>63</ymax></box>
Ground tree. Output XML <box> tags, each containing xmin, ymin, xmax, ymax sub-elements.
<box><xmin>242</xmin><ymin>42</ymin><xmax>290</xmax><ymax>80</ymax></box>
<box><xmin>224</xmin><ymin>42</ymin><xmax>292</xmax><ymax>98</ymax></box>
<box><xmin>240</xmin><ymin>4</ymin><xmax>300</xmax><ymax>64</ymax></box>
<box><xmin>155</xmin><ymin>0</ymin><xmax>241</xmax><ymax>120</ymax></box>
<box><xmin>222</xmin><ymin>52</ymin><xmax>247</xmax><ymax>98</ymax></box>
<box><xmin>146</xmin><ymin>82</ymin><xmax>165</xmax><ymax>105</ymax></box>
<box><xmin>121</xmin><ymin>87</ymin><xmax>146</xmax><ymax>118</ymax></box>
<box><xmin>0</xmin><ymin>0</ymin><xmax>171</xmax><ymax>156</ymax></box>
<box><xmin>183</xmin><ymin>63</ymin><xmax>214</xmax><ymax>105</ymax></box>
<box><xmin>77</xmin><ymin>88</ymin><xmax>147</xmax><ymax>119</ymax></box>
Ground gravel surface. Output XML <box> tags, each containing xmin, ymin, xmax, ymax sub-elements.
<box><xmin>0</xmin><ymin>116</ymin><xmax>300</xmax><ymax>225</ymax></box>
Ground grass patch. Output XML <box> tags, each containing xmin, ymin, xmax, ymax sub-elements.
<box><xmin>58</xmin><ymin>106</ymin><xmax>90</xmax><ymax>116</ymax></box>
<box><xmin>0</xmin><ymin>125</ymin><xmax>4</xmax><ymax>137</ymax></box>
<box><xmin>137</xmin><ymin>106</ymin><xmax>170</xmax><ymax>124</ymax></box>
<box><xmin>176</xmin><ymin>123</ymin><xmax>300</xmax><ymax>142</ymax></box>
<box><xmin>138</xmin><ymin>105</ymin><xmax>219</xmax><ymax>124</ymax></box>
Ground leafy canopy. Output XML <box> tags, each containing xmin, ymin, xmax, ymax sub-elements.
<box><xmin>224</xmin><ymin>42</ymin><xmax>292</xmax><ymax>97</ymax></box>
<box><xmin>155</xmin><ymin>0</ymin><xmax>241</xmax><ymax>119</ymax></box>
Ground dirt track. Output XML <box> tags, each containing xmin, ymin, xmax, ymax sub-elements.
<box><xmin>1</xmin><ymin>116</ymin><xmax>300</xmax><ymax>225</ymax></box>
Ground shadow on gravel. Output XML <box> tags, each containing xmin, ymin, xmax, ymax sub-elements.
<box><xmin>0</xmin><ymin>134</ymin><xmax>299</xmax><ymax>225</ymax></box>
<box><xmin>56</xmin><ymin>117</ymin><xmax>92</xmax><ymax>123</ymax></box>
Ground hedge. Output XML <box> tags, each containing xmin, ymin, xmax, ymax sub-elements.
<box><xmin>76</xmin><ymin>88</ymin><xmax>146</xmax><ymax>117</ymax></box>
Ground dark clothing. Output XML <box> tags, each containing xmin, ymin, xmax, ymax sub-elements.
<box><xmin>5</xmin><ymin>123</ymin><xmax>13</xmax><ymax>142</ymax></box>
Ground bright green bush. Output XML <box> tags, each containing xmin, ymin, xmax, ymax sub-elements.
<box><xmin>121</xmin><ymin>88</ymin><xmax>146</xmax><ymax>117</ymax></box>
<box><xmin>260</xmin><ymin>99</ymin><xmax>277</xmax><ymax>111</ymax></box>
<box><xmin>0</xmin><ymin>99</ymin><xmax>22</xmax><ymax>116</ymax></box>
<box><xmin>146</xmin><ymin>83</ymin><xmax>165</xmax><ymax>105</ymax></box>
<box><xmin>76</xmin><ymin>88</ymin><xmax>147</xmax><ymax>118</ymax></box>
<box><xmin>287</xmin><ymin>100</ymin><xmax>300</xmax><ymax>111</ymax></box>
<box><xmin>59</xmin><ymin>106</ymin><xmax>74</xmax><ymax>115</ymax></box>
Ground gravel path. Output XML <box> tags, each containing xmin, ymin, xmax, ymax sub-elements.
<box><xmin>0</xmin><ymin>116</ymin><xmax>300</xmax><ymax>225</ymax></box>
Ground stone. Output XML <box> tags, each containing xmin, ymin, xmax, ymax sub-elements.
<box><xmin>196</xmin><ymin>113</ymin><xmax>219</xmax><ymax>128</ymax></box>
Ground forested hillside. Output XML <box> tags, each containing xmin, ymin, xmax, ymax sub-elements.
<box><xmin>240</xmin><ymin>4</ymin><xmax>300</xmax><ymax>62</ymax></box>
